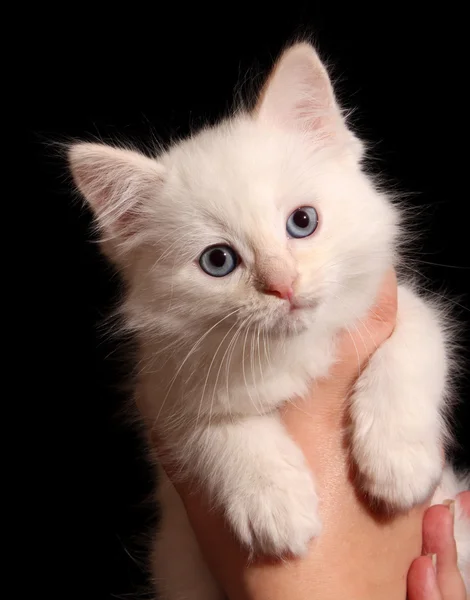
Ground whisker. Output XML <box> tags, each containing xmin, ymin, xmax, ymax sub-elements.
<box><xmin>202</xmin><ymin>316</ymin><xmax>246</xmax><ymax>428</ymax></box>
<box><xmin>151</xmin><ymin>307</ymin><xmax>242</xmax><ymax>431</ymax></box>
<box><xmin>412</xmin><ymin>260</ymin><xmax>469</xmax><ymax>270</ymax></box>
<box><xmin>242</xmin><ymin>315</ymin><xmax>262</xmax><ymax>416</ymax></box>
<box><xmin>223</xmin><ymin>314</ymin><xmax>253</xmax><ymax>423</ymax></box>
<box><xmin>344</xmin><ymin>324</ymin><xmax>362</xmax><ymax>379</ymax></box>
<box><xmin>225</xmin><ymin>314</ymin><xmax>251</xmax><ymax>412</ymax></box>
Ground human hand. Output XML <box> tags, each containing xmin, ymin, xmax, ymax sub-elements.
<box><xmin>407</xmin><ymin>492</ymin><xmax>469</xmax><ymax>600</ymax></box>
<box><xmin>155</xmin><ymin>270</ymin><xmax>449</xmax><ymax>600</ymax></box>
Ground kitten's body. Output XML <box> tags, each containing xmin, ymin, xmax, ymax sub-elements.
<box><xmin>69</xmin><ymin>43</ymin><xmax>470</xmax><ymax>599</ymax></box>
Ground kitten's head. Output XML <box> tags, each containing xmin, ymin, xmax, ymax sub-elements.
<box><xmin>69</xmin><ymin>43</ymin><xmax>399</xmax><ymax>343</ymax></box>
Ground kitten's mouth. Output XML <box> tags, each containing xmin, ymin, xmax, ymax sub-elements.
<box><xmin>268</xmin><ymin>299</ymin><xmax>318</xmax><ymax>335</ymax></box>
<box><xmin>289</xmin><ymin>299</ymin><xmax>318</xmax><ymax>312</ymax></box>
<box><xmin>251</xmin><ymin>298</ymin><xmax>318</xmax><ymax>337</ymax></box>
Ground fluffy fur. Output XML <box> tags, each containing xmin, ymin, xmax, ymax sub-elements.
<box><xmin>68</xmin><ymin>42</ymin><xmax>470</xmax><ymax>598</ymax></box>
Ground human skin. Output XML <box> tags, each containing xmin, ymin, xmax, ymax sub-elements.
<box><xmin>154</xmin><ymin>270</ymin><xmax>468</xmax><ymax>600</ymax></box>
<box><xmin>407</xmin><ymin>496</ymin><xmax>469</xmax><ymax>600</ymax></box>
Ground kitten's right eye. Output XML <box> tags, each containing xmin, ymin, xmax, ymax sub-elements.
<box><xmin>199</xmin><ymin>245</ymin><xmax>239</xmax><ymax>277</ymax></box>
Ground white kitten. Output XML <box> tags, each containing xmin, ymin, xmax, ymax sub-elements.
<box><xmin>68</xmin><ymin>43</ymin><xmax>470</xmax><ymax>599</ymax></box>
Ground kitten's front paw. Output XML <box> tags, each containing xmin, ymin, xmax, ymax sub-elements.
<box><xmin>225</xmin><ymin>464</ymin><xmax>320</xmax><ymax>557</ymax></box>
<box><xmin>354</xmin><ymin>433</ymin><xmax>443</xmax><ymax>511</ymax></box>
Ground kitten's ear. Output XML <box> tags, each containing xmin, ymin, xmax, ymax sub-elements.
<box><xmin>254</xmin><ymin>43</ymin><xmax>363</xmax><ymax>156</ymax></box>
<box><xmin>68</xmin><ymin>142</ymin><xmax>165</xmax><ymax>244</ymax></box>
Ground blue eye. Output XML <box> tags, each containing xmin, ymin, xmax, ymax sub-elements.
<box><xmin>199</xmin><ymin>245</ymin><xmax>239</xmax><ymax>277</ymax></box>
<box><xmin>286</xmin><ymin>206</ymin><xmax>318</xmax><ymax>238</ymax></box>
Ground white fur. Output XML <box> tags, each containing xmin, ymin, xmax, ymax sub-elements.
<box><xmin>69</xmin><ymin>42</ymin><xmax>469</xmax><ymax>599</ymax></box>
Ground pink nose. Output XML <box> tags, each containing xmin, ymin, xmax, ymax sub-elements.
<box><xmin>263</xmin><ymin>284</ymin><xmax>294</xmax><ymax>301</ymax></box>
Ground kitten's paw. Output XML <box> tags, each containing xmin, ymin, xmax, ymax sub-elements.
<box><xmin>225</xmin><ymin>465</ymin><xmax>320</xmax><ymax>557</ymax></box>
<box><xmin>354</xmin><ymin>435</ymin><xmax>443</xmax><ymax>511</ymax></box>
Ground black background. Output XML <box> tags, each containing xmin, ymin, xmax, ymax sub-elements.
<box><xmin>26</xmin><ymin>5</ymin><xmax>469</xmax><ymax>599</ymax></box>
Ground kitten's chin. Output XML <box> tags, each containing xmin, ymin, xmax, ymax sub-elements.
<box><xmin>268</xmin><ymin>305</ymin><xmax>317</xmax><ymax>337</ymax></box>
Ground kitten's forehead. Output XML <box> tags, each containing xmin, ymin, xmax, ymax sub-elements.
<box><xmin>158</xmin><ymin>117</ymin><xmax>376</xmax><ymax>259</ymax></box>
<box><xmin>162</xmin><ymin>119</ymin><xmax>326</xmax><ymax>245</ymax></box>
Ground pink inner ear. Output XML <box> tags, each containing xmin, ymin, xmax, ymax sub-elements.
<box><xmin>69</xmin><ymin>142</ymin><xmax>166</xmax><ymax>241</ymax></box>
<box><xmin>74</xmin><ymin>167</ymin><xmax>138</xmax><ymax>236</ymax></box>
<box><xmin>254</xmin><ymin>44</ymin><xmax>345</xmax><ymax>142</ymax></box>
<box><xmin>291</xmin><ymin>94</ymin><xmax>329</xmax><ymax>134</ymax></box>
<box><xmin>97</xmin><ymin>182</ymin><xmax>139</xmax><ymax>233</ymax></box>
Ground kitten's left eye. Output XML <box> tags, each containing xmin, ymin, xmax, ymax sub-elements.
<box><xmin>286</xmin><ymin>206</ymin><xmax>318</xmax><ymax>238</ymax></box>
<box><xmin>199</xmin><ymin>245</ymin><xmax>239</xmax><ymax>277</ymax></box>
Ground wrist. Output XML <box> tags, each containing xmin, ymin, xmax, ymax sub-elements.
<box><xmin>235</xmin><ymin>504</ymin><xmax>425</xmax><ymax>600</ymax></box>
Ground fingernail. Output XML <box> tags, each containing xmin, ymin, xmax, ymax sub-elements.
<box><xmin>443</xmin><ymin>498</ymin><xmax>455</xmax><ymax>521</ymax></box>
<box><xmin>427</xmin><ymin>553</ymin><xmax>437</xmax><ymax>572</ymax></box>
